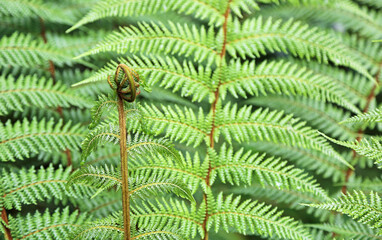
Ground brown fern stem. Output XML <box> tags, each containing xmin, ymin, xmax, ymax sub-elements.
<box><xmin>202</xmin><ymin>2</ymin><xmax>231</xmax><ymax>239</ymax></box>
<box><xmin>341</xmin><ymin>65</ymin><xmax>381</xmax><ymax>195</ymax></box>
<box><xmin>1</xmin><ymin>208</ymin><xmax>12</xmax><ymax>240</ymax></box>
<box><xmin>117</xmin><ymin>94</ymin><xmax>131</xmax><ymax>240</ymax></box>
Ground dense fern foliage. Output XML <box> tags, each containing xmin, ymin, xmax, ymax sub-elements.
<box><xmin>1</xmin><ymin>0</ymin><xmax>382</xmax><ymax>240</ymax></box>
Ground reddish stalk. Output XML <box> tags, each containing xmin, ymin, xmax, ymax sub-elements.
<box><xmin>201</xmin><ymin>2</ymin><xmax>231</xmax><ymax>239</ymax></box>
<box><xmin>1</xmin><ymin>208</ymin><xmax>12</xmax><ymax>240</ymax></box>
<box><xmin>341</xmin><ymin>66</ymin><xmax>381</xmax><ymax>195</ymax></box>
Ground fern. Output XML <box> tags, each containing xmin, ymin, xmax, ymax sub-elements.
<box><xmin>0</xmin><ymin>74</ymin><xmax>92</xmax><ymax>116</ymax></box>
<box><xmin>3</xmin><ymin>0</ymin><xmax>382</xmax><ymax>239</ymax></box>
<box><xmin>0</xmin><ymin>118</ymin><xmax>85</xmax><ymax>162</ymax></box>
<box><xmin>307</xmin><ymin>191</ymin><xmax>382</xmax><ymax>235</ymax></box>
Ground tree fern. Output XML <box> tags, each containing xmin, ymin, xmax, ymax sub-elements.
<box><xmin>3</xmin><ymin>0</ymin><xmax>382</xmax><ymax>239</ymax></box>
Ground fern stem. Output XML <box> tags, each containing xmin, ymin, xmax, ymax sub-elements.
<box><xmin>341</xmin><ymin>64</ymin><xmax>381</xmax><ymax>195</ymax></box>
<box><xmin>117</xmin><ymin>95</ymin><xmax>131</xmax><ymax>240</ymax></box>
<box><xmin>1</xmin><ymin>208</ymin><xmax>12</xmax><ymax>240</ymax></box>
<box><xmin>202</xmin><ymin>2</ymin><xmax>231</xmax><ymax>239</ymax></box>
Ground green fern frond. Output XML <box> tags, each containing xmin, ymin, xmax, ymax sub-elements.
<box><xmin>215</xmin><ymin>103</ymin><xmax>352</xmax><ymax>168</ymax></box>
<box><xmin>341</xmin><ymin>107</ymin><xmax>382</xmax><ymax>124</ymax></box>
<box><xmin>210</xmin><ymin>144</ymin><xmax>329</xmax><ymax>200</ymax></box>
<box><xmin>1</xmin><ymin>164</ymin><xmax>95</xmax><ymax>210</ymax></box>
<box><xmin>88</xmin><ymin>94</ymin><xmax>142</xmax><ymax>130</ymax></box>
<box><xmin>0</xmin><ymin>32</ymin><xmax>80</xmax><ymax>68</ymax></box>
<box><xmin>126</xmin><ymin>132</ymin><xmax>183</xmax><ymax>165</ymax></box>
<box><xmin>80</xmin><ymin>122</ymin><xmax>120</xmax><ymax>162</ymax></box>
<box><xmin>132</xmin><ymin>198</ymin><xmax>204</xmax><ymax>238</ymax></box>
<box><xmin>232</xmin><ymin>183</ymin><xmax>332</xmax><ymax>222</ymax></box>
<box><xmin>131</xmin><ymin>228</ymin><xmax>185</xmax><ymax>240</ymax></box>
<box><xmin>71</xmin><ymin>212</ymin><xmax>123</xmax><ymax>240</ymax></box>
<box><xmin>68</xmin><ymin>165</ymin><xmax>121</xmax><ymax>198</ymax></box>
<box><xmin>67</xmin><ymin>0</ymin><xmax>229</xmax><ymax>32</ymax></box>
<box><xmin>261</xmin><ymin>1</ymin><xmax>382</xmax><ymax>39</ymax></box>
<box><xmin>141</xmin><ymin>103</ymin><xmax>210</xmax><ymax>147</ymax></box>
<box><xmin>75</xmin><ymin>21</ymin><xmax>220</xmax><ymax>64</ymax></box>
<box><xmin>324</xmin><ymin>135</ymin><xmax>382</xmax><ymax>165</ymax></box>
<box><xmin>207</xmin><ymin>193</ymin><xmax>312</xmax><ymax>239</ymax></box>
<box><xmin>227</xmin><ymin>17</ymin><xmax>373</xmax><ymax>81</ymax></box>
<box><xmin>309</xmin><ymin>220</ymin><xmax>382</xmax><ymax>240</ymax></box>
<box><xmin>0</xmin><ymin>118</ymin><xmax>85</xmax><ymax>162</ymax></box>
<box><xmin>307</xmin><ymin>191</ymin><xmax>382</xmax><ymax>235</ymax></box>
<box><xmin>0</xmin><ymin>0</ymin><xmax>75</xmax><ymax>25</ymax></box>
<box><xmin>129</xmin><ymin>175</ymin><xmax>194</xmax><ymax>203</ymax></box>
<box><xmin>220</xmin><ymin>59</ymin><xmax>360</xmax><ymax>114</ymax></box>
<box><xmin>0</xmin><ymin>74</ymin><xmax>92</xmax><ymax>115</ymax></box>
<box><xmin>289</xmin><ymin>59</ymin><xmax>372</xmax><ymax>105</ymax></box>
<box><xmin>248</xmin><ymin>95</ymin><xmax>356</xmax><ymax>140</ymax></box>
<box><xmin>8</xmin><ymin>207</ymin><xmax>89</xmax><ymax>240</ymax></box>
<box><xmin>75</xmin><ymin>191</ymin><xmax>122</xmax><ymax>218</ymax></box>
<box><xmin>356</xmin><ymin>0</ymin><xmax>382</xmax><ymax>9</ymax></box>
<box><xmin>247</xmin><ymin>141</ymin><xmax>346</xmax><ymax>182</ymax></box>
<box><xmin>130</xmin><ymin>150</ymin><xmax>204</xmax><ymax>193</ymax></box>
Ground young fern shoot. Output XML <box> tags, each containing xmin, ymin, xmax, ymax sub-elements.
<box><xmin>108</xmin><ymin>64</ymin><xmax>140</xmax><ymax>240</ymax></box>
<box><xmin>69</xmin><ymin>64</ymin><xmax>194</xmax><ymax>240</ymax></box>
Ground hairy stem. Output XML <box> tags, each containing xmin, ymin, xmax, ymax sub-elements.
<box><xmin>202</xmin><ymin>2</ymin><xmax>231</xmax><ymax>239</ymax></box>
<box><xmin>341</xmin><ymin>64</ymin><xmax>381</xmax><ymax>195</ymax></box>
<box><xmin>117</xmin><ymin>95</ymin><xmax>131</xmax><ymax>240</ymax></box>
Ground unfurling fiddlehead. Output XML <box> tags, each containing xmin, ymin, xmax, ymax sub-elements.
<box><xmin>108</xmin><ymin>64</ymin><xmax>141</xmax><ymax>102</ymax></box>
<box><xmin>110</xmin><ymin>64</ymin><xmax>141</xmax><ymax>240</ymax></box>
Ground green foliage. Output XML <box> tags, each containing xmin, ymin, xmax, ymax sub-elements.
<box><xmin>3</xmin><ymin>0</ymin><xmax>382</xmax><ymax>239</ymax></box>
<box><xmin>308</xmin><ymin>191</ymin><xmax>382</xmax><ymax>235</ymax></box>
<box><xmin>0</xmin><ymin>118</ymin><xmax>85</xmax><ymax>162</ymax></box>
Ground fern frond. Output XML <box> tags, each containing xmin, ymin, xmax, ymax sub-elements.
<box><xmin>0</xmin><ymin>164</ymin><xmax>95</xmax><ymax>210</ymax></box>
<box><xmin>0</xmin><ymin>32</ymin><xmax>81</xmax><ymax>68</ymax></box>
<box><xmin>68</xmin><ymin>165</ymin><xmax>121</xmax><ymax>198</ymax></box>
<box><xmin>208</xmin><ymin>193</ymin><xmax>312</xmax><ymax>239</ymax></box>
<box><xmin>75</xmin><ymin>191</ymin><xmax>122</xmax><ymax>218</ymax></box>
<box><xmin>0</xmin><ymin>0</ymin><xmax>75</xmax><ymax>25</ymax></box>
<box><xmin>126</xmin><ymin>133</ymin><xmax>183</xmax><ymax>165</ymax></box>
<box><xmin>0</xmin><ymin>74</ymin><xmax>92</xmax><ymax>115</ymax></box>
<box><xmin>76</xmin><ymin>21</ymin><xmax>220</xmax><ymax>64</ymax></box>
<box><xmin>67</xmin><ymin>0</ymin><xmax>228</xmax><ymax>32</ymax></box>
<box><xmin>341</xmin><ymin>107</ymin><xmax>382</xmax><ymax>124</ymax></box>
<box><xmin>129</xmin><ymin>175</ymin><xmax>194</xmax><ymax>203</ymax></box>
<box><xmin>132</xmin><ymin>198</ymin><xmax>204</xmax><ymax>238</ymax></box>
<box><xmin>141</xmin><ymin>104</ymin><xmax>210</xmax><ymax>147</ymax></box>
<box><xmin>289</xmin><ymin>58</ymin><xmax>372</xmax><ymax>105</ymax></box>
<box><xmin>80</xmin><ymin>122</ymin><xmax>120</xmax><ymax>162</ymax></box>
<box><xmin>248</xmin><ymin>95</ymin><xmax>356</xmax><ymax>140</ymax></box>
<box><xmin>227</xmin><ymin>17</ymin><xmax>373</xmax><ymax>81</ymax></box>
<box><xmin>324</xmin><ymin>135</ymin><xmax>382</xmax><ymax>165</ymax></box>
<box><xmin>247</xmin><ymin>141</ymin><xmax>346</xmax><ymax>182</ymax></box>
<box><xmin>220</xmin><ymin>59</ymin><xmax>360</xmax><ymax>114</ymax></box>
<box><xmin>131</xmin><ymin>228</ymin><xmax>185</xmax><ymax>240</ymax></box>
<box><xmin>210</xmin><ymin>144</ymin><xmax>329</xmax><ymax>200</ymax></box>
<box><xmin>309</xmin><ymin>220</ymin><xmax>382</xmax><ymax>240</ymax></box>
<box><xmin>215</xmin><ymin>103</ymin><xmax>352</xmax><ymax>168</ymax></box>
<box><xmin>71</xmin><ymin>212</ymin><xmax>123</xmax><ymax>240</ymax></box>
<box><xmin>0</xmin><ymin>118</ymin><xmax>85</xmax><ymax>162</ymax></box>
<box><xmin>232</xmin><ymin>183</ymin><xmax>332</xmax><ymax>222</ymax></box>
<box><xmin>260</xmin><ymin>1</ymin><xmax>382</xmax><ymax>39</ymax></box>
<box><xmin>73</xmin><ymin>56</ymin><xmax>215</xmax><ymax>102</ymax></box>
<box><xmin>307</xmin><ymin>191</ymin><xmax>382</xmax><ymax>235</ymax></box>
<box><xmin>130</xmin><ymin>150</ymin><xmax>204</xmax><ymax>193</ymax></box>
<box><xmin>8</xmin><ymin>207</ymin><xmax>89</xmax><ymax>240</ymax></box>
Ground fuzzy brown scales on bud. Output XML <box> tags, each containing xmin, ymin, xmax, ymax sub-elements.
<box><xmin>108</xmin><ymin>64</ymin><xmax>141</xmax><ymax>102</ymax></box>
